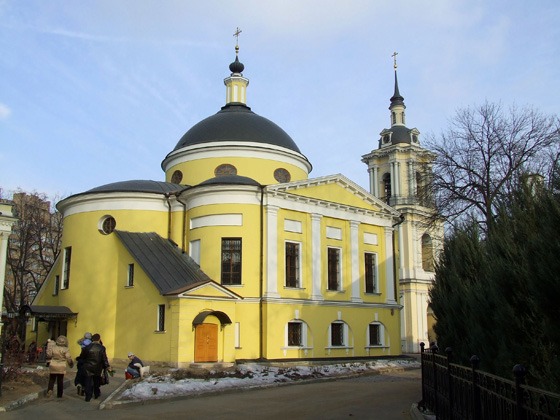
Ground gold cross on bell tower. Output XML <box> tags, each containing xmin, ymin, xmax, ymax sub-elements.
<box><xmin>233</xmin><ymin>27</ymin><xmax>242</xmax><ymax>48</ymax></box>
<box><xmin>392</xmin><ymin>52</ymin><xmax>398</xmax><ymax>69</ymax></box>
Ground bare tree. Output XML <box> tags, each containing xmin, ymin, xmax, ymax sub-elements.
<box><xmin>5</xmin><ymin>191</ymin><xmax>62</xmax><ymax>335</ymax></box>
<box><xmin>426</xmin><ymin>102</ymin><xmax>560</xmax><ymax>232</ymax></box>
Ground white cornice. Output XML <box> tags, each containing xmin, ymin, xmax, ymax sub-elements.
<box><xmin>362</xmin><ymin>144</ymin><xmax>437</xmax><ymax>162</ymax></box>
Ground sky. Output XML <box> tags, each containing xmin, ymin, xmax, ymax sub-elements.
<box><xmin>1</xmin><ymin>1</ymin><xmax>559</xmax><ymax>201</ymax></box>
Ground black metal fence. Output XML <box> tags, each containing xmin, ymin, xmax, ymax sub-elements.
<box><xmin>419</xmin><ymin>342</ymin><xmax>560</xmax><ymax>420</ymax></box>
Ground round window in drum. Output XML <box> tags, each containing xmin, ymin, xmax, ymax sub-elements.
<box><xmin>274</xmin><ymin>168</ymin><xmax>291</xmax><ymax>183</ymax></box>
<box><xmin>171</xmin><ymin>170</ymin><xmax>183</xmax><ymax>184</ymax></box>
<box><xmin>99</xmin><ymin>215</ymin><xmax>116</xmax><ymax>235</ymax></box>
<box><xmin>215</xmin><ymin>164</ymin><xmax>237</xmax><ymax>177</ymax></box>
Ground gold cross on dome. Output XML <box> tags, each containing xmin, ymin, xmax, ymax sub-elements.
<box><xmin>392</xmin><ymin>51</ymin><xmax>398</xmax><ymax>69</ymax></box>
<box><xmin>233</xmin><ymin>27</ymin><xmax>242</xmax><ymax>47</ymax></box>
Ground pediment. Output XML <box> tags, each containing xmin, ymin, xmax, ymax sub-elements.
<box><xmin>173</xmin><ymin>280</ymin><xmax>242</xmax><ymax>300</ymax></box>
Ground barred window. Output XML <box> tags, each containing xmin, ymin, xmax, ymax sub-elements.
<box><xmin>327</xmin><ymin>247</ymin><xmax>341</xmax><ymax>291</ymax></box>
<box><xmin>62</xmin><ymin>247</ymin><xmax>71</xmax><ymax>289</ymax></box>
<box><xmin>285</xmin><ymin>242</ymin><xmax>300</xmax><ymax>288</ymax></box>
<box><xmin>288</xmin><ymin>322</ymin><xmax>302</xmax><ymax>346</ymax></box>
<box><xmin>127</xmin><ymin>263</ymin><xmax>134</xmax><ymax>287</ymax></box>
<box><xmin>331</xmin><ymin>322</ymin><xmax>344</xmax><ymax>346</ymax></box>
<box><xmin>364</xmin><ymin>252</ymin><xmax>377</xmax><ymax>293</ymax></box>
<box><xmin>221</xmin><ymin>238</ymin><xmax>242</xmax><ymax>285</ymax></box>
<box><xmin>53</xmin><ymin>275</ymin><xmax>59</xmax><ymax>296</ymax></box>
<box><xmin>157</xmin><ymin>304</ymin><xmax>165</xmax><ymax>332</ymax></box>
<box><xmin>369</xmin><ymin>324</ymin><xmax>381</xmax><ymax>346</ymax></box>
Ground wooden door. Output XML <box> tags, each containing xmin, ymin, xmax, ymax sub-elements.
<box><xmin>195</xmin><ymin>324</ymin><xmax>218</xmax><ymax>362</ymax></box>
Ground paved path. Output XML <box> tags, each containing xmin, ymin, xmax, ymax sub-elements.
<box><xmin>3</xmin><ymin>368</ymin><xmax>421</xmax><ymax>420</ymax></box>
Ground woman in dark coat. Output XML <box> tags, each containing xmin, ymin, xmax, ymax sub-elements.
<box><xmin>78</xmin><ymin>333</ymin><xmax>112</xmax><ymax>402</ymax></box>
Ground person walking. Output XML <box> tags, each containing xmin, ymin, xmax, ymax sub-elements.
<box><xmin>78</xmin><ymin>333</ymin><xmax>112</xmax><ymax>402</ymax></box>
<box><xmin>74</xmin><ymin>332</ymin><xmax>92</xmax><ymax>396</ymax></box>
<box><xmin>45</xmin><ymin>335</ymin><xmax>74</xmax><ymax>398</ymax></box>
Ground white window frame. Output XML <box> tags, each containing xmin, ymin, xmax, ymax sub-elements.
<box><xmin>366</xmin><ymin>322</ymin><xmax>386</xmax><ymax>347</ymax></box>
<box><xmin>189</xmin><ymin>239</ymin><xmax>201</xmax><ymax>265</ymax></box>
<box><xmin>61</xmin><ymin>246</ymin><xmax>72</xmax><ymax>290</ymax></box>
<box><xmin>156</xmin><ymin>304</ymin><xmax>165</xmax><ymax>332</ymax></box>
<box><xmin>327</xmin><ymin>246</ymin><xmax>343</xmax><ymax>291</ymax></box>
<box><xmin>285</xmin><ymin>240</ymin><xmax>302</xmax><ymax>288</ymax></box>
<box><xmin>328</xmin><ymin>321</ymin><xmax>350</xmax><ymax>347</ymax></box>
<box><xmin>364</xmin><ymin>252</ymin><xmax>379</xmax><ymax>294</ymax></box>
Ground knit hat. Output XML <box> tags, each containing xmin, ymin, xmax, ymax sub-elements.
<box><xmin>128</xmin><ymin>352</ymin><xmax>134</xmax><ymax>357</ymax></box>
<box><xmin>84</xmin><ymin>332</ymin><xmax>92</xmax><ymax>340</ymax></box>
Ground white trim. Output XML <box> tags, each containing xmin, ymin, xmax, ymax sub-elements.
<box><xmin>190</xmin><ymin>214</ymin><xmax>243</xmax><ymax>229</ymax></box>
<box><xmin>311</xmin><ymin>214</ymin><xmax>323</xmax><ymax>301</ymax></box>
<box><xmin>189</xmin><ymin>240</ymin><xmax>201</xmax><ymax>265</ymax></box>
<box><xmin>284</xmin><ymin>240</ymin><xmax>302</xmax><ymax>288</ymax></box>
<box><xmin>265</xmin><ymin>206</ymin><xmax>280</xmax><ymax>298</ymax></box>
<box><xmin>326</xmin><ymin>226</ymin><xmax>342</xmax><ymax>240</ymax></box>
<box><xmin>58</xmin><ymin>192</ymin><xmax>176</xmax><ymax>216</ymax></box>
<box><xmin>364</xmin><ymin>232</ymin><xmax>378</xmax><ymax>245</ymax></box>
<box><xmin>350</xmin><ymin>221</ymin><xmax>361</xmax><ymax>302</ymax></box>
<box><xmin>284</xmin><ymin>219</ymin><xmax>302</xmax><ymax>233</ymax></box>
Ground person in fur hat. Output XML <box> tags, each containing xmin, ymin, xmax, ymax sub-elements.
<box><xmin>46</xmin><ymin>335</ymin><xmax>74</xmax><ymax>398</ymax></box>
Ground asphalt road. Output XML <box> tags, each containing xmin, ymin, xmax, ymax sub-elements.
<box><xmin>5</xmin><ymin>369</ymin><xmax>421</xmax><ymax>420</ymax></box>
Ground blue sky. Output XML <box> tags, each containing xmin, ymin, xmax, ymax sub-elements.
<box><xmin>1</xmin><ymin>1</ymin><xmax>559</xmax><ymax>200</ymax></box>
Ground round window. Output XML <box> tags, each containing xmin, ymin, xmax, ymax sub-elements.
<box><xmin>274</xmin><ymin>168</ymin><xmax>291</xmax><ymax>183</ymax></box>
<box><xmin>171</xmin><ymin>170</ymin><xmax>183</xmax><ymax>184</ymax></box>
<box><xmin>99</xmin><ymin>216</ymin><xmax>116</xmax><ymax>235</ymax></box>
<box><xmin>215</xmin><ymin>164</ymin><xmax>237</xmax><ymax>177</ymax></box>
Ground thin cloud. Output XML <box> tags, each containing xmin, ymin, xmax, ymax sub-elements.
<box><xmin>0</xmin><ymin>103</ymin><xmax>11</xmax><ymax>120</ymax></box>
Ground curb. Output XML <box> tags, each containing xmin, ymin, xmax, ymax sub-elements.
<box><xmin>0</xmin><ymin>378</ymin><xmax>72</xmax><ymax>412</ymax></box>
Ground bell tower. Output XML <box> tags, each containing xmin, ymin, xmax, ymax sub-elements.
<box><xmin>362</xmin><ymin>54</ymin><xmax>442</xmax><ymax>353</ymax></box>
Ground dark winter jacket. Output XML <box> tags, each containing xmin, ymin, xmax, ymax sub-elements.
<box><xmin>79</xmin><ymin>341</ymin><xmax>110</xmax><ymax>376</ymax></box>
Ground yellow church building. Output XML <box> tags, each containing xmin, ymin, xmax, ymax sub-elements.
<box><xmin>28</xmin><ymin>45</ymin><xmax>440</xmax><ymax>366</ymax></box>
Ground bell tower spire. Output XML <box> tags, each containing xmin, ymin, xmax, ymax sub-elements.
<box><xmin>224</xmin><ymin>27</ymin><xmax>249</xmax><ymax>105</ymax></box>
<box><xmin>389</xmin><ymin>52</ymin><xmax>406</xmax><ymax>126</ymax></box>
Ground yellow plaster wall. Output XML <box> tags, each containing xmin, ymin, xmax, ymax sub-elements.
<box><xmin>288</xmin><ymin>184</ymin><xmax>378</xmax><ymax>211</ymax></box>
<box><xmin>166</xmin><ymin>156</ymin><xmax>308</xmax><ymax>186</ymax></box>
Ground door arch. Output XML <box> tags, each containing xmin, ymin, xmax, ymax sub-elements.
<box><xmin>192</xmin><ymin>310</ymin><xmax>232</xmax><ymax>363</ymax></box>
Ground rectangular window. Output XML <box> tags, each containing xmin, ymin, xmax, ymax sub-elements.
<box><xmin>364</xmin><ymin>252</ymin><xmax>378</xmax><ymax>293</ymax></box>
<box><xmin>369</xmin><ymin>324</ymin><xmax>381</xmax><ymax>346</ymax></box>
<box><xmin>331</xmin><ymin>322</ymin><xmax>344</xmax><ymax>346</ymax></box>
<box><xmin>157</xmin><ymin>304</ymin><xmax>165</xmax><ymax>332</ymax></box>
<box><xmin>327</xmin><ymin>247</ymin><xmax>341</xmax><ymax>291</ymax></box>
<box><xmin>288</xmin><ymin>322</ymin><xmax>302</xmax><ymax>346</ymax></box>
<box><xmin>127</xmin><ymin>263</ymin><xmax>134</xmax><ymax>287</ymax></box>
<box><xmin>53</xmin><ymin>275</ymin><xmax>59</xmax><ymax>296</ymax></box>
<box><xmin>285</xmin><ymin>242</ymin><xmax>300</xmax><ymax>288</ymax></box>
<box><xmin>221</xmin><ymin>238</ymin><xmax>242</xmax><ymax>285</ymax></box>
<box><xmin>189</xmin><ymin>239</ymin><xmax>201</xmax><ymax>265</ymax></box>
<box><xmin>62</xmin><ymin>247</ymin><xmax>72</xmax><ymax>289</ymax></box>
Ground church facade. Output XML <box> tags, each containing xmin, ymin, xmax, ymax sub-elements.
<box><xmin>29</xmin><ymin>46</ymin><xmax>439</xmax><ymax>365</ymax></box>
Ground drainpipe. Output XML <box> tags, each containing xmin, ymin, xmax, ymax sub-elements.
<box><xmin>259</xmin><ymin>185</ymin><xmax>265</xmax><ymax>360</ymax></box>
<box><xmin>175</xmin><ymin>194</ymin><xmax>188</xmax><ymax>253</ymax></box>
<box><xmin>165</xmin><ymin>193</ymin><xmax>172</xmax><ymax>240</ymax></box>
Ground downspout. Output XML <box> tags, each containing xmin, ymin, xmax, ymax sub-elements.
<box><xmin>165</xmin><ymin>193</ymin><xmax>172</xmax><ymax>240</ymax></box>
<box><xmin>392</xmin><ymin>213</ymin><xmax>405</xmax><ymax>305</ymax></box>
<box><xmin>259</xmin><ymin>185</ymin><xmax>265</xmax><ymax>360</ymax></box>
<box><xmin>175</xmin><ymin>194</ymin><xmax>188</xmax><ymax>253</ymax></box>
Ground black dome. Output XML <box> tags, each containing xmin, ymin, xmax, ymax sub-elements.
<box><xmin>172</xmin><ymin>104</ymin><xmax>301</xmax><ymax>153</ymax></box>
<box><xmin>389</xmin><ymin>125</ymin><xmax>412</xmax><ymax>145</ymax></box>
<box><xmin>199</xmin><ymin>175</ymin><xmax>260</xmax><ymax>187</ymax></box>
<box><xmin>82</xmin><ymin>180</ymin><xmax>187</xmax><ymax>195</ymax></box>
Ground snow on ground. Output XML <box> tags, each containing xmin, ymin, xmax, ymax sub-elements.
<box><xmin>119</xmin><ymin>359</ymin><xmax>420</xmax><ymax>401</ymax></box>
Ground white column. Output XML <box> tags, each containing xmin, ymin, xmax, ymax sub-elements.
<box><xmin>311</xmin><ymin>213</ymin><xmax>323</xmax><ymax>301</ymax></box>
<box><xmin>374</xmin><ymin>168</ymin><xmax>379</xmax><ymax>197</ymax></box>
<box><xmin>350</xmin><ymin>221</ymin><xmax>362</xmax><ymax>302</ymax></box>
<box><xmin>384</xmin><ymin>227</ymin><xmax>396</xmax><ymax>304</ymax></box>
<box><xmin>265</xmin><ymin>205</ymin><xmax>280</xmax><ymax>298</ymax></box>
<box><xmin>368</xmin><ymin>167</ymin><xmax>375</xmax><ymax>196</ymax></box>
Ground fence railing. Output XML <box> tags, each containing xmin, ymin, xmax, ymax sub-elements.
<box><xmin>419</xmin><ymin>342</ymin><xmax>560</xmax><ymax>420</ymax></box>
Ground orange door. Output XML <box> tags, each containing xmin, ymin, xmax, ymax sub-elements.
<box><xmin>195</xmin><ymin>324</ymin><xmax>218</xmax><ymax>362</ymax></box>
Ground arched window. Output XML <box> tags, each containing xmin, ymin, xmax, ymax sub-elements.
<box><xmin>382</xmin><ymin>173</ymin><xmax>391</xmax><ymax>204</ymax></box>
<box><xmin>285</xmin><ymin>320</ymin><xmax>310</xmax><ymax>347</ymax></box>
<box><xmin>367</xmin><ymin>322</ymin><xmax>386</xmax><ymax>346</ymax></box>
<box><xmin>422</xmin><ymin>234</ymin><xmax>434</xmax><ymax>272</ymax></box>
<box><xmin>329</xmin><ymin>321</ymin><xmax>351</xmax><ymax>347</ymax></box>
<box><xmin>416</xmin><ymin>171</ymin><xmax>425</xmax><ymax>206</ymax></box>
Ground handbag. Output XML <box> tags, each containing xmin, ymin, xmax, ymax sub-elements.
<box><xmin>100</xmin><ymin>368</ymin><xmax>109</xmax><ymax>386</ymax></box>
